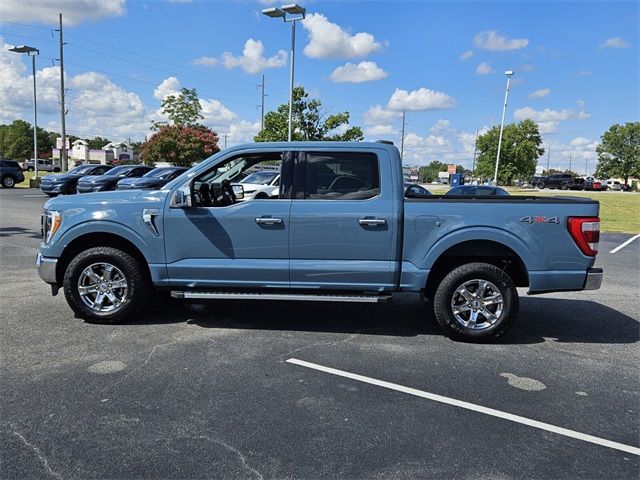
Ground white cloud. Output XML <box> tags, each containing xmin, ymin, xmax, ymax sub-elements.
<box><xmin>227</xmin><ymin>120</ymin><xmax>261</xmax><ymax>145</ymax></box>
<box><xmin>600</xmin><ymin>36</ymin><xmax>630</xmax><ymax>49</ymax></box>
<box><xmin>514</xmin><ymin>101</ymin><xmax>590</xmax><ymax>134</ymax></box>
<box><xmin>153</xmin><ymin>76</ymin><xmax>180</xmax><ymax>100</ymax></box>
<box><xmin>363</xmin><ymin>104</ymin><xmax>402</xmax><ymax>124</ymax></box>
<box><xmin>576</xmin><ymin>70</ymin><xmax>591</xmax><ymax>77</ymax></box>
<box><xmin>387</xmin><ymin>87</ymin><xmax>455</xmax><ymax>111</ymax></box>
<box><xmin>520</xmin><ymin>64</ymin><xmax>534</xmax><ymax>71</ymax></box>
<box><xmin>529</xmin><ymin>88</ymin><xmax>550</xmax><ymax>99</ymax></box>
<box><xmin>221</xmin><ymin>38</ymin><xmax>287</xmax><ymax>74</ymax></box>
<box><xmin>473</xmin><ymin>30</ymin><xmax>529</xmax><ymax>51</ymax></box>
<box><xmin>460</xmin><ymin>50</ymin><xmax>474</xmax><ymax>61</ymax></box>
<box><xmin>192</xmin><ymin>56</ymin><xmax>218</xmax><ymax>67</ymax></box>
<box><xmin>570</xmin><ymin>137</ymin><xmax>592</xmax><ymax>147</ymax></box>
<box><xmin>0</xmin><ymin>0</ymin><xmax>125</xmax><ymax>25</ymax></box>
<box><xmin>330</xmin><ymin>61</ymin><xmax>388</xmax><ymax>83</ymax></box>
<box><xmin>302</xmin><ymin>13</ymin><xmax>382</xmax><ymax>59</ymax></box>
<box><xmin>365</xmin><ymin>124</ymin><xmax>398</xmax><ymax>137</ymax></box>
<box><xmin>476</xmin><ymin>61</ymin><xmax>494</xmax><ymax>75</ymax></box>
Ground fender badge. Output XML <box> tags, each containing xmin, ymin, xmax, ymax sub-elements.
<box><xmin>520</xmin><ymin>216</ymin><xmax>560</xmax><ymax>224</ymax></box>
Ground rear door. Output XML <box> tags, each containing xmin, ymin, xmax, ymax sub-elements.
<box><xmin>289</xmin><ymin>148</ymin><xmax>399</xmax><ymax>291</ymax></box>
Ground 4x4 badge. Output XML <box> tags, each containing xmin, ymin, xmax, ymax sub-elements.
<box><xmin>520</xmin><ymin>216</ymin><xmax>560</xmax><ymax>224</ymax></box>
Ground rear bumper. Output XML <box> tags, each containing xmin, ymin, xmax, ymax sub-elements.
<box><xmin>583</xmin><ymin>267</ymin><xmax>603</xmax><ymax>290</ymax></box>
<box><xmin>36</xmin><ymin>253</ymin><xmax>58</xmax><ymax>284</ymax></box>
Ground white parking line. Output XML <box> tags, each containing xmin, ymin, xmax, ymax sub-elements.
<box><xmin>609</xmin><ymin>234</ymin><xmax>640</xmax><ymax>254</ymax></box>
<box><xmin>286</xmin><ymin>358</ymin><xmax>640</xmax><ymax>456</ymax></box>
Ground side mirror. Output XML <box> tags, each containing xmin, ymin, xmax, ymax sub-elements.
<box><xmin>232</xmin><ymin>184</ymin><xmax>244</xmax><ymax>200</ymax></box>
<box><xmin>170</xmin><ymin>183</ymin><xmax>192</xmax><ymax>208</ymax></box>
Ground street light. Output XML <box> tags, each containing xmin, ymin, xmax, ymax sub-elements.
<box><xmin>493</xmin><ymin>69</ymin><xmax>514</xmax><ymax>186</ymax></box>
<box><xmin>9</xmin><ymin>45</ymin><xmax>40</xmax><ymax>181</ymax></box>
<box><xmin>262</xmin><ymin>3</ymin><xmax>306</xmax><ymax>142</ymax></box>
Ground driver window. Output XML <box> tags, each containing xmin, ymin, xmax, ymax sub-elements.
<box><xmin>192</xmin><ymin>152</ymin><xmax>286</xmax><ymax>208</ymax></box>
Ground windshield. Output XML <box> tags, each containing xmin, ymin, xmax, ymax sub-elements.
<box><xmin>144</xmin><ymin>168</ymin><xmax>178</xmax><ymax>179</ymax></box>
<box><xmin>240</xmin><ymin>171</ymin><xmax>278</xmax><ymax>185</ymax></box>
<box><xmin>69</xmin><ymin>165</ymin><xmax>95</xmax><ymax>175</ymax></box>
<box><xmin>106</xmin><ymin>166</ymin><xmax>134</xmax><ymax>176</ymax></box>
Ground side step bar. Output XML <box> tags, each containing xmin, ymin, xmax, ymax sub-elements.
<box><xmin>171</xmin><ymin>291</ymin><xmax>392</xmax><ymax>303</ymax></box>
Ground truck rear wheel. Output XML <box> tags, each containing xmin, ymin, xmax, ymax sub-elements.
<box><xmin>433</xmin><ymin>262</ymin><xmax>519</xmax><ymax>342</ymax></box>
<box><xmin>63</xmin><ymin>246</ymin><xmax>150</xmax><ymax>324</ymax></box>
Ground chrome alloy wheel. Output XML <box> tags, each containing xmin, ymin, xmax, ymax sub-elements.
<box><xmin>450</xmin><ymin>279</ymin><xmax>504</xmax><ymax>330</ymax></box>
<box><xmin>77</xmin><ymin>262</ymin><xmax>128</xmax><ymax>313</ymax></box>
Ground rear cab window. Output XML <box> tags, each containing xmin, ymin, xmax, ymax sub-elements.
<box><xmin>301</xmin><ymin>151</ymin><xmax>380</xmax><ymax>200</ymax></box>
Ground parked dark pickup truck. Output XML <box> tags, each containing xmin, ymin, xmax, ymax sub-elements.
<box><xmin>36</xmin><ymin>142</ymin><xmax>603</xmax><ymax>341</ymax></box>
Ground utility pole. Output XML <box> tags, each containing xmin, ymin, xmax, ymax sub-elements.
<box><xmin>546</xmin><ymin>147</ymin><xmax>550</xmax><ymax>173</ymax></box>
<box><xmin>224</xmin><ymin>134</ymin><xmax>228</xmax><ymax>149</ymax></box>
<box><xmin>259</xmin><ymin>74</ymin><xmax>265</xmax><ymax>131</ymax></box>
<box><xmin>400</xmin><ymin>109</ymin><xmax>406</xmax><ymax>160</ymax></box>
<box><xmin>471</xmin><ymin>129</ymin><xmax>478</xmax><ymax>181</ymax></box>
<box><xmin>58</xmin><ymin>13</ymin><xmax>68</xmax><ymax>171</ymax></box>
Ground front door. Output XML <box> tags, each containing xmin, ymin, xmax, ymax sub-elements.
<box><xmin>163</xmin><ymin>151</ymin><xmax>292</xmax><ymax>289</ymax></box>
<box><xmin>289</xmin><ymin>149</ymin><xmax>399</xmax><ymax>291</ymax></box>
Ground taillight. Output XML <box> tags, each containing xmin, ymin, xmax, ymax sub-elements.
<box><xmin>568</xmin><ymin>217</ymin><xmax>600</xmax><ymax>256</ymax></box>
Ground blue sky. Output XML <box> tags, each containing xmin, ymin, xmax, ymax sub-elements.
<box><xmin>1</xmin><ymin>0</ymin><xmax>638</xmax><ymax>171</ymax></box>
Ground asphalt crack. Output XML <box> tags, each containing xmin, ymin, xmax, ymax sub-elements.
<box><xmin>184</xmin><ymin>435</ymin><xmax>263</xmax><ymax>480</ymax></box>
<box><xmin>8</xmin><ymin>423</ymin><xmax>62</xmax><ymax>480</ymax></box>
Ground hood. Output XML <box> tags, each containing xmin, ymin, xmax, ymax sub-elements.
<box><xmin>118</xmin><ymin>177</ymin><xmax>164</xmax><ymax>188</ymax></box>
<box><xmin>78</xmin><ymin>174</ymin><xmax>119</xmax><ymax>185</ymax></box>
<box><xmin>44</xmin><ymin>189</ymin><xmax>168</xmax><ymax>211</ymax></box>
<box><xmin>42</xmin><ymin>172</ymin><xmax>81</xmax><ymax>182</ymax></box>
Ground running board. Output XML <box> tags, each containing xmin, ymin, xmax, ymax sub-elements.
<box><xmin>171</xmin><ymin>291</ymin><xmax>391</xmax><ymax>303</ymax></box>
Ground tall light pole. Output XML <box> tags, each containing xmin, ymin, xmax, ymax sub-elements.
<box><xmin>262</xmin><ymin>4</ymin><xmax>306</xmax><ymax>142</ymax></box>
<box><xmin>9</xmin><ymin>45</ymin><xmax>40</xmax><ymax>182</ymax></box>
<box><xmin>493</xmin><ymin>69</ymin><xmax>514</xmax><ymax>186</ymax></box>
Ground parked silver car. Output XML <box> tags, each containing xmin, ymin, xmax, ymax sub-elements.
<box><xmin>22</xmin><ymin>159</ymin><xmax>61</xmax><ymax>172</ymax></box>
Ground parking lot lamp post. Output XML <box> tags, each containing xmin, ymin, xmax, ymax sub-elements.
<box><xmin>262</xmin><ymin>4</ymin><xmax>306</xmax><ymax>142</ymax></box>
<box><xmin>9</xmin><ymin>45</ymin><xmax>40</xmax><ymax>180</ymax></box>
<box><xmin>493</xmin><ymin>69</ymin><xmax>514</xmax><ymax>186</ymax></box>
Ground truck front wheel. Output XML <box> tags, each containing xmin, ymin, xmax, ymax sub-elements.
<box><xmin>63</xmin><ymin>246</ymin><xmax>150</xmax><ymax>324</ymax></box>
<box><xmin>433</xmin><ymin>262</ymin><xmax>519</xmax><ymax>342</ymax></box>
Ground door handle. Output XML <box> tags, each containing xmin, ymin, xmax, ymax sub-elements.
<box><xmin>358</xmin><ymin>218</ymin><xmax>387</xmax><ymax>227</ymax></box>
<box><xmin>255</xmin><ymin>217</ymin><xmax>283</xmax><ymax>225</ymax></box>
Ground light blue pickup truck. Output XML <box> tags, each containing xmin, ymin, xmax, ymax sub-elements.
<box><xmin>36</xmin><ymin>142</ymin><xmax>603</xmax><ymax>341</ymax></box>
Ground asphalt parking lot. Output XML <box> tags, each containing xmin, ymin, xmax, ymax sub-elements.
<box><xmin>1</xmin><ymin>189</ymin><xmax>638</xmax><ymax>479</ymax></box>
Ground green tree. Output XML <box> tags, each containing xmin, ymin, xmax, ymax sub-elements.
<box><xmin>154</xmin><ymin>87</ymin><xmax>204</xmax><ymax>129</ymax></box>
<box><xmin>475</xmin><ymin>119</ymin><xmax>544</xmax><ymax>185</ymax></box>
<box><xmin>594</xmin><ymin>122</ymin><xmax>640</xmax><ymax>185</ymax></box>
<box><xmin>419</xmin><ymin>161</ymin><xmax>447</xmax><ymax>182</ymax></box>
<box><xmin>255</xmin><ymin>87</ymin><xmax>363</xmax><ymax>142</ymax></box>
<box><xmin>0</xmin><ymin>119</ymin><xmax>54</xmax><ymax>159</ymax></box>
<box><xmin>141</xmin><ymin>125</ymin><xmax>219</xmax><ymax>167</ymax></box>
<box><xmin>85</xmin><ymin>136</ymin><xmax>111</xmax><ymax>149</ymax></box>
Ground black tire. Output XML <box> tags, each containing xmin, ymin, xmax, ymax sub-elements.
<box><xmin>45</xmin><ymin>193</ymin><xmax>58</xmax><ymax>197</ymax></box>
<box><xmin>27</xmin><ymin>167</ymin><xmax>34</xmax><ymax>172</ymax></box>
<box><xmin>560</xmin><ymin>182</ymin><xmax>569</xmax><ymax>190</ymax></box>
<box><xmin>53</xmin><ymin>167</ymin><xmax>61</xmax><ymax>172</ymax></box>
<box><xmin>433</xmin><ymin>262</ymin><xmax>519</xmax><ymax>342</ymax></box>
<box><xmin>254</xmin><ymin>192</ymin><xmax>269</xmax><ymax>199</ymax></box>
<box><xmin>63</xmin><ymin>246</ymin><xmax>150</xmax><ymax>324</ymax></box>
<box><xmin>2</xmin><ymin>176</ymin><xmax>16</xmax><ymax>188</ymax></box>
<box><xmin>538</xmin><ymin>182</ymin><xmax>545</xmax><ymax>189</ymax></box>
<box><xmin>65</xmin><ymin>183</ymin><xmax>77</xmax><ymax>195</ymax></box>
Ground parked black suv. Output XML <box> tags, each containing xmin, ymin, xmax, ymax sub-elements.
<box><xmin>0</xmin><ymin>159</ymin><xmax>25</xmax><ymax>188</ymax></box>
<box><xmin>537</xmin><ymin>173</ymin><xmax>578</xmax><ymax>190</ymax></box>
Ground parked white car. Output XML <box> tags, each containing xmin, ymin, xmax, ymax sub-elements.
<box><xmin>234</xmin><ymin>171</ymin><xmax>280</xmax><ymax>200</ymax></box>
<box><xmin>604</xmin><ymin>180</ymin><xmax>622</xmax><ymax>191</ymax></box>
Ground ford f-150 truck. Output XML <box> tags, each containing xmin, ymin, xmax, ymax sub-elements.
<box><xmin>36</xmin><ymin>142</ymin><xmax>603</xmax><ymax>341</ymax></box>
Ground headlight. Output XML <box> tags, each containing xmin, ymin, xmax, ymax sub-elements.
<box><xmin>42</xmin><ymin>210</ymin><xmax>62</xmax><ymax>243</ymax></box>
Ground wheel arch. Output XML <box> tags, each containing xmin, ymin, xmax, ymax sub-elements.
<box><xmin>423</xmin><ymin>239</ymin><xmax>529</xmax><ymax>301</ymax></box>
<box><xmin>56</xmin><ymin>232</ymin><xmax>151</xmax><ymax>286</ymax></box>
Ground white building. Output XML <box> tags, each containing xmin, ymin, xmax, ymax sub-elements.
<box><xmin>53</xmin><ymin>139</ymin><xmax>137</xmax><ymax>165</ymax></box>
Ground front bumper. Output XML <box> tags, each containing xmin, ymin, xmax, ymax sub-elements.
<box><xmin>76</xmin><ymin>184</ymin><xmax>104</xmax><ymax>193</ymax></box>
<box><xmin>36</xmin><ymin>252</ymin><xmax>58</xmax><ymax>284</ymax></box>
<box><xmin>583</xmin><ymin>267</ymin><xmax>603</xmax><ymax>290</ymax></box>
<box><xmin>40</xmin><ymin>183</ymin><xmax>63</xmax><ymax>193</ymax></box>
